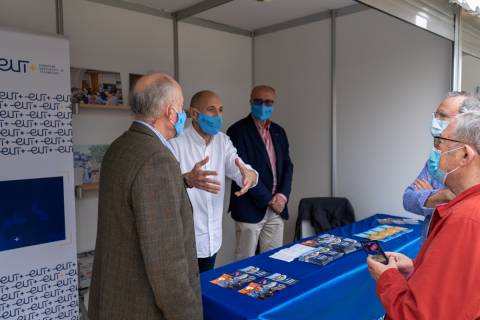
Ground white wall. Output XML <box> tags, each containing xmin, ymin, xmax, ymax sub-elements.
<box><xmin>254</xmin><ymin>20</ymin><xmax>332</xmax><ymax>244</ymax></box>
<box><xmin>178</xmin><ymin>22</ymin><xmax>252</xmax><ymax>266</ymax></box>
<box><xmin>336</xmin><ymin>9</ymin><xmax>452</xmax><ymax>219</ymax></box>
<box><xmin>0</xmin><ymin>0</ymin><xmax>56</xmax><ymax>34</ymax></box>
<box><xmin>462</xmin><ymin>53</ymin><xmax>480</xmax><ymax>95</ymax></box>
<box><xmin>63</xmin><ymin>0</ymin><xmax>174</xmax><ymax>253</ymax></box>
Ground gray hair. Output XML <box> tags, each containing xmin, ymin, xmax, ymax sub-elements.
<box><xmin>130</xmin><ymin>74</ymin><xmax>179</xmax><ymax>118</ymax></box>
<box><xmin>447</xmin><ymin>91</ymin><xmax>480</xmax><ymax>113</ymax></box>
<box><xmin>454</xmin><ymin>111</ymin><xmax>480</xmax><ymax>153</ymax></box>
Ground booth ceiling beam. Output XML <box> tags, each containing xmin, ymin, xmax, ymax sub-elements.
<box><xmin>88</xmin><ymin>0</ymin><xmax>172</xmax><ymax>19</ymax></box>
<box><xmin>173</xmin><ymin>0</ymin><xmax>235</xmax><ymax>20</ymax></box>
<box><xmin>183</xmin><ymin>17</ymin><xmax>253</xmax><ymax>36</ymax></box>
<box><xmin>253</xmin><ymin>4</ymin><xmax>368</xmax><ymax>36</ymax></box>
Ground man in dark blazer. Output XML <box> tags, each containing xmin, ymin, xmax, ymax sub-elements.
<box><xmin>227</xmin><ymin>85</ymin><xmax>293</xmax><ymax>260</ymax></box>
<box><xmin>88</xmin><ymin>72</ymin><xmax>202</xmax><ymax>320</ymax></box>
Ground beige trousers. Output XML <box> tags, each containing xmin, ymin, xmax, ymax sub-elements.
<box><xmin>234</xmin><ymin>209</ymin><xmax>284</xmax><ymax>260</ymax></box>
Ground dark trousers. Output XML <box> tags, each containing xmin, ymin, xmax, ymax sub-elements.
<box><xmin>198</xmin><ymin>254</ymin><xmax>217</xmax><ymax>273</ymax></box>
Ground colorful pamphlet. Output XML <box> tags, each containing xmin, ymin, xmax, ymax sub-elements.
<box><xmin>301</xmin><ymin>234</ymin><xmax>361</xmax><ymax>253</ymax></box>
<box><xmin>298</xmin><ymin>246</ymin><xmax>334</xmax><ymax>266</ymax></box>
<box><xmin>265</xmin><ymin>273</ymin><xmax>299</xmax><ymax>286</ymax></box>
<box><xmin>210</xmin><ymin>271</ymin><xmax>257</xmax><ymax>289</ymax></box>
<box><xmin>211</xmin><ymin>266</ymin><xmax>298</xmax><ymax>300</ymax></box>
<box><xmin>376</xmin><ymin>218</ymin><xmax>420</xmax><ymax>225</ymax></box>
<box><xmin>354</xmin><ymin>224</ymin><xmax>413</xmax><ymax>242</ymax></box>
<box><xmin>238</xmin><ymin>280</ymin><xmax>287</xmax><ymax>300</ymax></box>
<box><xmin>239</xmin><ymin>266</ymin><xmax>271</xmax><ymax>277</ymax></box>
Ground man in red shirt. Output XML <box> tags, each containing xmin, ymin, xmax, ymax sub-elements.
<box><xmin>367</xmin><ymin>111</ymin><xmax>480</xmax><ymax>319</ymax></box>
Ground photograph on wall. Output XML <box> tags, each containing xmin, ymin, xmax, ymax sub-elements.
<box><xmin>0</xmin><ymin>177</ymin><xmax>66</xmax><ymax>252</ymax></box>
<box><xmin>70</xmin><ymin>67</ymin><xmax>123</xmax><ymax>106</ymax></box>
<box><xmin>73</xmin><ymin>144</ymin><xmax>109</xmax><ymax>186</ymax></box>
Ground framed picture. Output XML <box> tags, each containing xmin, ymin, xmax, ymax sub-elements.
<box><xmin>73</xmin><ymin>144</ymin><xmax>109</xmax><ymax>186</ymax></box>
<box><xmin>70</xmin><ymin>67</ymin><xmax>123</xmax><ymax>106</ymax></box>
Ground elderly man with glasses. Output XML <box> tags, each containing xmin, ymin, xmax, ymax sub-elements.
<box><xmin>227</xmin><ymin>85</ymin><xmax>294</xmax><ymax>260</ymax></box>
<box><xmin>402</xmin><ymin>92</ymin><xmax>480</xmax><ymax>242</ymax></box>
<box><xmin>368</xmin><ymin>111</ymin><xmax>480</xmax><ymax>320</ymax></box>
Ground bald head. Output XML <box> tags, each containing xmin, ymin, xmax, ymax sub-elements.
<box><xmin>189</xmin><ymin>90</ymin><xmax>223</xmax><ymax>117</ymax></box>
<box><xmin>250</xmin><ymin>85</ymin><xmax>276</xmax><ymax>100</ymax></box>
<box><xmin>131</xmin><ymin>72</ymin><xmax>182</xmax><ymax>118</ymax></box>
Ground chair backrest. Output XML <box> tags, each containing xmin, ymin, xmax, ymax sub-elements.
<box><xmin>294</xmin><ymin>197</ymin><xmax>355</xmax><ymax>241</ymax></box>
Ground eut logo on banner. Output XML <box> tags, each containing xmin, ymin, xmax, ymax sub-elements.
<box><xmin>0</xmin><ymin>58</ymin><xmax>35</xmax><ymax>74</ymax></box>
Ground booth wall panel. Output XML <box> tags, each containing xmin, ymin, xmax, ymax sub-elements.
<box><xmin>336</xmin><ymin>9</ymin><xmax>452</xmax><ymax>220</ymax></box>
<box><xmin>64</xmin><ymin>0</ymin><xmax>174</xmax><ymax>253</ymax></box>
<box><xmin>178</xmin><ymin>22</ymin><xmax>252</xmax><ymax>266</ymax></box>
<box><xmin>254</xmin><ymin>20</ymin><xmax>332</xmax><ymax>245</ymax></box>
<box><xmin>0</xmin><ymin>0</ymin><xmax>56</xmax><ymax>34</ymax></box>
<box><xmin>462</xmin><ymin>54</ymin><xmax>480</xmax><ymax>94</ymax></box>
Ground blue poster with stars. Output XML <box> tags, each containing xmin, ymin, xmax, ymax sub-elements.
<box><xmin>0</xmin><ymin>176</ymin><xmax>66</xmax><ymax>252</ymax></box>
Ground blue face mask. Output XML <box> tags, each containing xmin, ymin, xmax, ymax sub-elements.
<box><xmin>251</xmin><ymin>103</ymin><xmax>274</xmax><ymax>121</ymax></box>
<box><xmin>196</xmin><ymin>111</ymin><xmax>223</xmax><ymax>136</ymax></box>
<box><xmin>431</xmin><ymin>117</ymin><xmax>449</xmax><ymax>136</ymax></box>
<box><xmin>173</xmin><ymin>110</ymin><xmax>187</xmax><ymax>137</ymax></box>
<box><xmin>427</xmin><ymin>147</ymin><xmax>463</xmax><ymax>183</ymax></box>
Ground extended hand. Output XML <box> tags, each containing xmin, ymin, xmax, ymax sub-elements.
<box><xmin>234</xmin><ymin>158</ymin><xmax>257</xmax><ymax>197</ymax></box>
<box><xmin>270</xmin><ymin>194</ymin><xmax>286</xmax><ymax>214</ymax></box>
<box><xmin>415</xmin><ymin>179</ymin><xmax>433</xmax><ymax>190</ymax></box>
<box><xmin>184</xmin><ymin>157</ymin><xmax>221</xmax><ymax>194</ymax></box>
<box><xmin>367</xmin><ymin>255</ymin><xmax>398</xmax><ymax>281</ymax></box>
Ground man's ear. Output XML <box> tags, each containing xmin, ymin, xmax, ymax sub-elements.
<box><xmin>189</xmin><ymin>106</ymin><xmax>197</xmax><ymax>121</ymax></box>
<box><xmin>461</xmin><ymin>145</ymin><xmax>477</xmax><ymax>166</ymax></box>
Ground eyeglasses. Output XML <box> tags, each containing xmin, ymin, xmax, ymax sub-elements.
<box><xmin>252</xmin><ymin>98</ymin><xmax>275</xmax><ymax>106</ymax></box>
<box><xmin>433</xmin><ymin>136</ymin><xmax>466</xmax><ymax>148</ymax></box>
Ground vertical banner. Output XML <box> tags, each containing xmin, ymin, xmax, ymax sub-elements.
<box><xmin>0</xmin><ymin>28</ymin><xmax>79</xmax><ymax>319</ymax></box>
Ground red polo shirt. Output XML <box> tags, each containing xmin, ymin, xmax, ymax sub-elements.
<box><xmin>377</xmin><ymin>183</ymin><xmax>480</xmax><ymax>320</ymax></box>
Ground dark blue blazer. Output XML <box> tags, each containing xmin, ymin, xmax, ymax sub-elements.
<box><xmin>227</xmin><ymin>115</ymin><xmax>294</xmax><ymax>223</ymax></box>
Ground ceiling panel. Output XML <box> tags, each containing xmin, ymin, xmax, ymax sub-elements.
<box><xmin>195</xmin><ymin>0</ymin><xmax>356</xmax><ymax>31</ymax></box>
<box><xmin>122</xmin><ymin>0</ymin><xmax>203</xmax><ymax>13</ymax></box>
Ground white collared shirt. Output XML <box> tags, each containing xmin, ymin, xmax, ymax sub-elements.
<box><xmin>170</xmin><ymin>125</ymin><xmax>257</xmax><ymax>258</ymax></box>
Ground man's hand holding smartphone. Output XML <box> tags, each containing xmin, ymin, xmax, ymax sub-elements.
<box><xmin>362</xmin><ymin>240</ymin><xmax>398</xmax><ymax>281</ymax></box>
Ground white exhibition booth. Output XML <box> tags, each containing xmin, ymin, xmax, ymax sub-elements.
<box><xmin>0</xmin><ymin>0</ymin><xmax>479</xmax><ymax>318</ymax></box>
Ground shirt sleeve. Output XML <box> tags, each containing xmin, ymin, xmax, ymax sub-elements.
<box><xmin>402</xmin><ymin>164</ymin><xmax>438</xmax><ymax>216</ymax></box>
<box><xmin>376</xmin><ymin>216</ymin><xmax>480</xmax><ymax>320</ymax></box>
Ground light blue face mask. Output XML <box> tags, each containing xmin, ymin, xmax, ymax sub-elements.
<box><xmin>427</xmin><ymin>146</ymin><xmax>463</xmax><ymax>183</ymax></box>
<box><xmin>431</xmin><ymin>116</ymin><xmax>449</xmax><ymax>137</ymax></box>
<box><xmin>196</xmin><ymin>110</ymin><xmax>223</xmax><ymax>136</ymax></box>
<box><xmin>173</xmin><ymin>110</ymin><xmax>187</xmax><ymax>137</ymax></box>
<box><xmin>251</xmin><ymin>103</ymin><xmax>274</xmax><ymax>121</ymax></box>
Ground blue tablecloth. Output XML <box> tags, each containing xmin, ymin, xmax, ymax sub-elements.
<box><xmin>201</xmin><ymin>214</ymin><xmax>422</xmax><ymax>320</ymax></box>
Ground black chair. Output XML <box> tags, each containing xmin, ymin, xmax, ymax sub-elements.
<box><xmin>294</xmin><ymin>197</ymin><xmax>355</xmax><ymax>241</ymax></box>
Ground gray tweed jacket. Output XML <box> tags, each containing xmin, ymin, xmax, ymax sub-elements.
<box><xmin>88</xmin><ymin>122</ymin><xmax>202</xmax><ymax>320</ymax></box>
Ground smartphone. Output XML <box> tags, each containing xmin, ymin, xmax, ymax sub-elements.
<box><xmin>361</xmin><ymin>240</ymin><xmax>389</xmax><ymax>265</ymax></box>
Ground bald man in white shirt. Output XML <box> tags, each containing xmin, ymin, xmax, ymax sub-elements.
<box><xmin>170</xmin><ymin>90</ymin><xmax>258</xmax><ymax>272</ymax></box>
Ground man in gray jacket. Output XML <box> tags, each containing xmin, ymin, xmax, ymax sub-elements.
<box><xmin>88</xmin><ymin>72</ymin><xmax>202</xmax><ymax>320</ymax></box>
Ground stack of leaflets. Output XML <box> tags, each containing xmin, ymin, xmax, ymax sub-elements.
<box><xmin>238</xmin><ymin>273</ymin><xmax>298</xmax><ymax>300</ymax></box>
<box><xmin>301</xmin><ymin>234</ymin><xmax>361</xmax><ymax>253</ymax></box>
<box><xmin>210</xmin><ymin>271</ymin><xmax>258</xmax><ymax>289</ymax></box>
<box><xmin>376</xmin><ymin>217</ymin><xmax>420</xmax><ymax>225</ymax></box>
<box><xmin>297</xmin><ymin>234</ymin><xmax>361</xmax><ymax>267</ymax></box>
<box><xmin>210</xmin><ymin>266</ymin><xmax>299</xmax><ymax>300</ymax></box>
<box><xmin>354</xmin><ymin>224</ymin><xmax>413</xmax><ymax>242</ymax></box>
